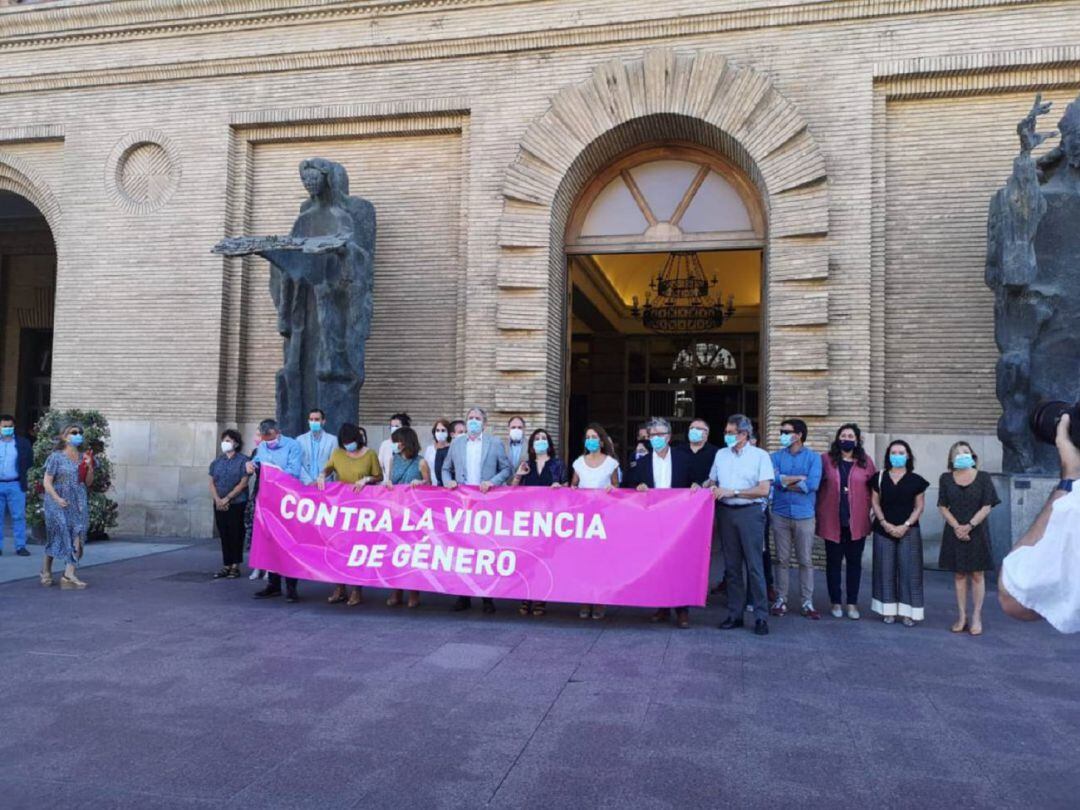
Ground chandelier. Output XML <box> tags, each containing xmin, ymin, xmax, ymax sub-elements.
<box><xmin>629</xmin><ymin>251</ymin><xmax>735</xmax><ymax>332</ymax></box>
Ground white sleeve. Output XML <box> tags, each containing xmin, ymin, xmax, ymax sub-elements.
<box><xmin>1000</xmin><ymin>489</ymin><xmax>1080</xmax><ymax>634</ymax></box>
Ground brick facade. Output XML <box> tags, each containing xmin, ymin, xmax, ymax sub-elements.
<box><xmin>0</xmin><ymin>0</ymin><xmax>1077</xmax><ymax>537</ymax></box>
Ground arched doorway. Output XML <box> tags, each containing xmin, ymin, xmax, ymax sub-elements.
<box><xmin>564</xmin><ymin>144</ymin><xmax>766</xmax><ymax>458</ymax></box>
<box><xmin>0</xmin><ymin>190</ymin><xmax>56</xmax><ymax>436</ymax></box>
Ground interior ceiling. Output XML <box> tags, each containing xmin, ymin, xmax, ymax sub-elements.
<box><xmin>589</xmin><ymin>250</ymin><xmax>761</xmax><ymax>307</ymax></box>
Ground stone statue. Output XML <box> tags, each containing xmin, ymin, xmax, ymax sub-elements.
<box><xmin>986</xmin><ymin>94</ymin><xmax>1080</xmax><ymax>474</ymax></box>
<box><xmin>213</xmin><ymin>158</ymin><xmax>374</xmax><ymax>437</ymax></box>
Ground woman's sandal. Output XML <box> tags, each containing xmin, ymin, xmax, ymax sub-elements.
<box><xmin>951</xmin><ymin>618</ymin><xmax>968</xmax><ymax>633</ymax></box>
<box><xmin>969</xmin><ymin>620</ymin><xmax>983</xmax><ymax>637</ymax></box>
<box><xmin>327</xmin><ymin>587</ymin><xmax>347</xmax><ymax>604</ymax></box>
<box><xmin>346</xmin><ymin>589</ymin><xmax>364</xmax><ymax>607</ymax></box>
<box><xmin>883</xmin><ymin>616</ymin><xmax>895</xmax><ymax>624</ymax></box>
<box><xmin>39</xmin><ymin>571</ymin><xmax>53</xmax><ymax>587</ymax></box>
<box><xmin>518</xmin><ymin>601</ymin><xmax>531</xmax><ymax>616</ymax></box>
<box><xmin>532</xmin><ymin>602</ymin><xmax>547</xmax><ymax>617</ymax></box>
<box><xmin>902</xmin><ymin>617</ymin><xmax>915</xmax><ymax>627</ymax></box>
<box><xmin>212</xmin><ymin>567</ymin><xmax>231</xmax><ymax>580</ymax></box>
<box><xmin>60</xmin><ymin>574</ymin><xmax>87</xmax><ymax>590</ymax></box>
<box><xmin>226</xmin><ymin>566</ymin><xmax>242</xmax><ymax>579</ymax></box>
<box><xmin>407</xmin><ymin>597</ymin><xmax>421</xmax><ymax>609</ymax></box>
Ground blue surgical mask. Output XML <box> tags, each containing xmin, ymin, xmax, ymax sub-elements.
<box><xmin>309</xmin><ymin>420</ymin><xmax>323</xmax><ymax>433</ymax></box>
<box><xmin>467</xmin><ymin>418</ymin><xmax>483</xmax><ymax>436</ymax></box>
<box><xmin>889</xmin><ymin>453</ymin><xmax>907</xmax><ymax>469</ymax></box>
<box><xmin>649</xmin><ymin>435</ymin><xmax>668</xmax><ymax>452</ymax></box>
<box><xmin>584</xmin><ymin>437</ymin><xmax>601</xmax><ymax>453</ymax></box>
<box><xmin>0</xmin><ymin>427</ymin><xmax>13</xmax><ymax>438</ymax></box>
<box><xmin>392</xmin><ymin>443</ymin><xmax>402</xmax><ymax>455</ymax></box>
<box><xmin>344</xmin><ymin>442</ymin><xmax>358</xmax><ymax>452</ymax></box>
<box><xmin>68</xmin><ymin>434</ymin><xmax>84</xmax><ymax>447</ymax></box>
<box><xmin>688</xmin><ymin>427</ymin><xmax>704</xmax><ymax>443</ymax></box>
<box><xmin>953</xmin><ymin>453</ymin><xmax>975</xmax><ymax>470</ymax></box>
<box><xmin>779</xmin><ymin>433</ymin><xmax>794</xmax><ymax>448</ymax></box>
<box><xmin>724</xmin><ymin>434</ymin><xmax>738</xmax><ymax>449</ymax></box>
<box><xmin>533</xmin><ymin>439</ymin><xmax>549</xmax><ymax>454</ymax></box>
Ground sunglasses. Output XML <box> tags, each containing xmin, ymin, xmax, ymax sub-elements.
<box><xmin>779</xmin><ymin>429</ymin><xmax>795</xmax><ymax>435</ymax></box>
<box><xmin>68</xmin><ymin>430</ymin><xmax>83</xmax><ymax>436</ymax></box>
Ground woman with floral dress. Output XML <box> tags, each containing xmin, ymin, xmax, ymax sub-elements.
<box><xmin>41</xmin><ymin>424</ymin><xmax>94</xmax><ymax>589</ymax></box>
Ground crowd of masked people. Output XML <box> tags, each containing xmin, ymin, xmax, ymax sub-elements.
<box><xmin>199</xmin><ymin>406</ymin><xmax>1002</xmax><ymax>638</ymax></box>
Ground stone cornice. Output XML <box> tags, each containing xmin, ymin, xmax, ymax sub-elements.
<box><xmin>0</xmin><ymin>0</ymin><xmax>1053</xmax><ymax>54</ymax></box>
<box><xmin>875</xmin><ymin>45</ymin><xmax>1080</xmax><ymax>98</ymax></box>
<box><xmin>0</xmin><ymin>123</ymin><xmax>64</xmax><ymax>142</ymax></box>
<box><xmin>0</xmin><ymin>0</ymin><xmax>1060</xmax><ymax>94</ymax></box>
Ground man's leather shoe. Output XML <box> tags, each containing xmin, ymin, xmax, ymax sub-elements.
<box><xmin>452</xmin><ymin>596</ymin><xmax>471</xmax><ymax>612</ymax></box>
<box><xmin>718</xmin><ymin>617</ymin><xmax>744</xmax><ymax>630</ymax></box>
<box><xmin>754</xmin><ymin>619</ymin><xmax>769</xmax><ymax>636</ymax></box>
<box><xmin>651</xmin><ymin>608</ymin><xmax>671</xmax><ymax>623</ymax></box>
<box><xmin>675</xmin><ymin>609</ymin><xmax>690</xmax><ymax>629</ymax></box>
<box><xmin>253</xmin><ymin>587</ymin><xmax>281</xmax><ymax>599</ymax></box>
<box><xmin>285</xmin><ymin>591</ymin><xmax>300</xmax><ymax>603</ymax></box>
<box><xmin>481</xmin><ymin>598</ymin><xmax>496</xmax><ymax>614</ymax></box>
<box><xmin>16</xmin><ymin>548</ymin><xmax>30</xmax><ymax>556</ymax></box>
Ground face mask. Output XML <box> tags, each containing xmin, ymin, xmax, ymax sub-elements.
<box><xmin>389</xmin><ymin>425</ymin><xmax>401</xmax><ymax>435</ymax></box>
<box><xmin>649</xmin><ymin>435</ymin><xmax>668</xmax><ymax>452</ymax></box>
<box><xmin>779</xmin><ymin>433</ymin><xmax>794</xmax><ymax>448</ymax></box>
<box><xmin>344</xmin><ymin>442</ymin><xmax>358</xmax><ymax>452</ymax></box>
<box><xmin>953</xmin><ymin>453</ymin><xmax>975</xmax><ymax>470</ymax></box>
<box><xmin>68</xmin><ymin>434</ymin><xmax>84</xmax><ymax>447</ymax></box>
<box><xmin>0</xmin><ymin>427</ymin><xmax>13</xmax><ymax>437</ymax></box>
<box><xmin>839</xmin><ymin>439</ymin><xmax>857</xmax><ymax>453</ymax></box>
<box><xmin>435</xmin><ymin>430</ymin><xmax>448</xmax><ymax>442</ymax></box>
<box><xmin>509</xmin><ymin>428</ymin><xmax>524</xmax><ymax>442</ymax></box>
<box><xmin>688</xmin><ymin>427</ymin><xmax>704</xmax><ymax>443</ymax></box>
<box><xmin>889</xmin><ymin>453</ymin><xmax>907</xmax><ymax>469</ymax></box>
<box><xmin>264</xmin><ymin>439</ymin><xmax>279</xmax><ymax>450</ymax></box>
<box><xmin>392</xmin><ymin>443</ymin><xmax>402</xmax><ymax>455</ymax></box>
<box><xmin>221</xmin><ymin>441</ymin><xmax>235</xmax><ymax>454</ymax></box>
<box><xmin>309</xmin><ymin>421</ymin><xmax>323</xmax><ymax>433</ymax></box>
<box><xmin>533</xmin><ymin>439</ymin><xmax>549</xmax><ymax>454</ymax></box>
<box><xmin>724</xmin><ymin>434</ymin><xmax>738</xmax><ymax>449</ymax></box>
<box><xmin>584</xmin><ymin>437</ymin><xmax>601</xmax><ymax>453</ymax></box>
<box><xmin>467</xmin><ymin>418</ymin><xmax>483</xmax><ymax>436</ymax></box>
<box><xmin>635</xmin><ymin>446</ymin><xmax>648</xmax><ymax>459</ymax></box>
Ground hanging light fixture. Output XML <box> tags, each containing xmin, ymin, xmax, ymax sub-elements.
<box><xmin>630</xmin><ymin>251</ymin><xmax>735</xmax><ymax>332</ymax></box>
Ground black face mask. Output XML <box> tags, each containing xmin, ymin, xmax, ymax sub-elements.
<box><xmin>839</xmin><ymin>440</ymin><xmax>857</xmax><ymax>453</ymax></box>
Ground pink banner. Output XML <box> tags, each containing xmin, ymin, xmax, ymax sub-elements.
<box><xmin>250</xmin><ymin>465</ymin><xmax>715</xmax><ymax>607</ymax></box>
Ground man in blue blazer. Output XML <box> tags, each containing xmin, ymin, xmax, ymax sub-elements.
<box><xmin>444</xmin><ymin>405</ymin><xmax>511</xmax><ymax>612</ymax></box>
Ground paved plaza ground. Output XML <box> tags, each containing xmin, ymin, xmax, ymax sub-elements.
<box><xmin>0</xmin><ymin>537</ymin><xmax>1077</xmax><ymax>809</ymax></box>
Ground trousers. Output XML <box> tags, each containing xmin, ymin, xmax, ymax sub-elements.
<box><xmin>772</xmin><ymin>512</ymin><xmax>815</xmax><ymax>604</ymax></box>
<box><xmin>872</xmin><ymin>527</ymin><xmax>925</xmax><ymax>621</ymax></box>
<box><xmin>825</xmin><ymin>528</ymin><xmax>866</xmax><ymax>605</ymax></box>
<box><xmin>0</xmin><ymin>481</ymin><xmax>27</xmax><ymax>551</ymax></box>
<box><xmin>719</xmin><ymin>504</ymin><xmax>768</xmax><ymax>622</ymax></box>
<box><xmin>213</xmin><ymin>502</ymin><xmax>246</xmax><ymax>566</ymax></box>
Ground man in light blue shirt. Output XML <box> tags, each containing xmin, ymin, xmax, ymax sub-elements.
<box><xmin>0</xmin><ymin>413</ymin><xmax>32</xmax><ymax>556</ymax></box>
<box><xmin>247</xmin><ymin>419</ymin><xmax>303</xmax><ymax>601</ymax></box>
<box><xmin>770</xmin><ymin>418</ymin><xmax>822</xmax><ymax>619</ymax></box>
<box><xmin>706</xmin><ymin>414</ymin><xmax>775</xmax><ymax>635</ymax></box>
<box><xmin>296</xmin><ymin>408</ymin><xmax>337</xmax><ymax>486</ymax></box>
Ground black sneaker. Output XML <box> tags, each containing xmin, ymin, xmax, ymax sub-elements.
<box><xmin>285</xmin><ymin>591</ymin><xmax>300</xmax><ymax>603</ymax></box>
<box><xmin>481</xmin><ymin>598</ymin><xmax>496</xmax><ymax>614</ymax></box>
<box><xmin>451</xmin><ymin>596</ymin><xmax>472</xmax><ymax>612</ymax></box>
<box><xmin>754</xmin><ymin>619</ymin><xmax>769</xmax><ymax>636</ymax></box>
<box><xmin>253</xmin><ymin>587</ymin><xmax>281</xmax><ymax>599</ymax></box>
<box><xmin>718</xmin><ymin>617</ymin><xmax>744</xmax><ymax>630</ymax></box>
<box><xmin>16</xmin><ymin>548</ymin><xmax>30</xmax><ymax>557</ymax></box>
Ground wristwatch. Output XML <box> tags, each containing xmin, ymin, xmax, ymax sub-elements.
<box><xmin>1058</xmin><ymin>479</ymin><xmax>1075</xmax><ymax>492</ymax></box>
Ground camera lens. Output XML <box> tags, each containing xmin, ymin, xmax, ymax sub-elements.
<box><xmin>1030</xmin><ymin>400</ymin><xmax>1080</xmax><ymax>445</ymax></box>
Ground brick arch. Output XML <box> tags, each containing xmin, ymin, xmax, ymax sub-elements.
<box><xmin>0</xmin><ymin>151</ymin><xmax>62</xmax><ymax>242</ymax></box>
<box><xmin>495</xmin><ymin>48</ymin><xmax>831</xmax><ymax>435</ymax></box>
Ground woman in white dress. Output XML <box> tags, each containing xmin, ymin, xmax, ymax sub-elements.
<box><xmin>570</xmin><ymin>423</ymin><xmax>620</xmax><ymax>620</ymax></box>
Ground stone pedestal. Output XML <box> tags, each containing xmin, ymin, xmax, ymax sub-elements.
<box><xmin>988</xmin><ymin>473</ymin><xmax>1059</xmax><ymax>565</ymax></box>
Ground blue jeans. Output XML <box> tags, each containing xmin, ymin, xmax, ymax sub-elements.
<box><xmin>0</xmin><ymin>481</ymin><xmax>27</xmax><ymax>551</ymax></box>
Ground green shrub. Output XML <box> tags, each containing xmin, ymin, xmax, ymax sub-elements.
<box><xmin>27</xmin><ymin>409</ymin><xmax>119</xmax><ymax>539</ymax></box>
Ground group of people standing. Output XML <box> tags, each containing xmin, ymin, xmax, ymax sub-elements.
<box><xmin>205</xmin><ymin>405</ymin><xmax>1001</xmax><ymax>637</ymax></box>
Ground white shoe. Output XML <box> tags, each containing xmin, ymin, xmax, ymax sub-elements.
<box><xmin>248</xmin><ymin>568</ymin><xmax>264</xmax><ymax>581</ymax></box>
<box><xmin>847</xmin><ymin>605</ymin><xmax>861</xmax><ymax>620</ymax></box>
<box><xmin>830</xmin><ymin>604</ymin><xmax>843</xmax><ymax>619</ymax></box>
<box><xmin>745</xmin><ymin>603</ymin><xmax>754</xmax><ymax>613</ymax></box>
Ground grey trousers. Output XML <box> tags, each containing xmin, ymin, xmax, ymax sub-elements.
<box><xmin>871</xmin><ymin>527</ymin><xmax>925</xmax><ymax>621</ymax></box>
<box><xmin>719</xmin><ymin>504</ymin><xmax>768</xmax><ymax>623</ymax></box>
<box><xmin>771</xmin><ymin>513</ymin><xmax>815</xmax><ymax>605</ymax></box>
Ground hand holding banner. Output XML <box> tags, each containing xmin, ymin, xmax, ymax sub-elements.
<box><xmin>251</xmin><ymin>466</ymin><xmax>715</xmax><ymax>607</ymax></box>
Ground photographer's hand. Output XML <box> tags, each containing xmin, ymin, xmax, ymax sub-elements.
<box><xmin>1056</xmin><ymin>414</ymin><xmax>1080</xmax><ymax>479</ymax></box>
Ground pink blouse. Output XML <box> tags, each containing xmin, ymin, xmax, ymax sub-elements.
<box><xmin>815</xmin><ymin>452</ymin><xmax>877</xmax><ymax>542</ymax></box>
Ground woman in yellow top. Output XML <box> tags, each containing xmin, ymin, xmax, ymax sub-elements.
<box><xmin>317</xmin><ymin>423</ymin><xmax>382</xmax><ymax>607</ymax></box>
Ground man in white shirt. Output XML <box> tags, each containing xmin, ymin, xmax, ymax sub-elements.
<box><xmin>378</xmin><ymin>412</ymin><xmax>410</xmax><ymax>482</ymax></box>
<box><xmin>1000</xmin><ymin>413</ymin><xmax>1080</xmax><ymax>633</ymax></box>
<box><xmin>296</xmin><ymin>408</ymin><xmax>337</xmax><ymax>486</ymax></box>
<box><xmin>706</xmin><ymin>414</ymin><xmax>775</xmax><ymax>636</ymax></box>
<box><xmin>628</xmin><ymin>416</ymin><xmax>694</xmax><ymax>627</ymax></box>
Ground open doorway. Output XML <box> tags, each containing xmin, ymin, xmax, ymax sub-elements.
<box><xmin>0</xmin><ymin>190</ymin><xmax>56</xmax><ymax>437</ymax></box>
<box><xmin>563</xmin><ymin>144</ymin><xmax>766</xmax><ymax>462</ymax></box>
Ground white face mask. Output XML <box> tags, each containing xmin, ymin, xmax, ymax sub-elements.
<box><xmin>509</xmin><ymin>428</ymin><xmax>524</xmax><ymax>442</ymax></box>
<box><xmin>221</xmin><ymin>441</ymin><xmax>235</xmax><ymax>454</ymax></box>
<box><xmin>434</xmin><ymin>429</ymin><xmax>448</xmax><ymax>442</ymax></box>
